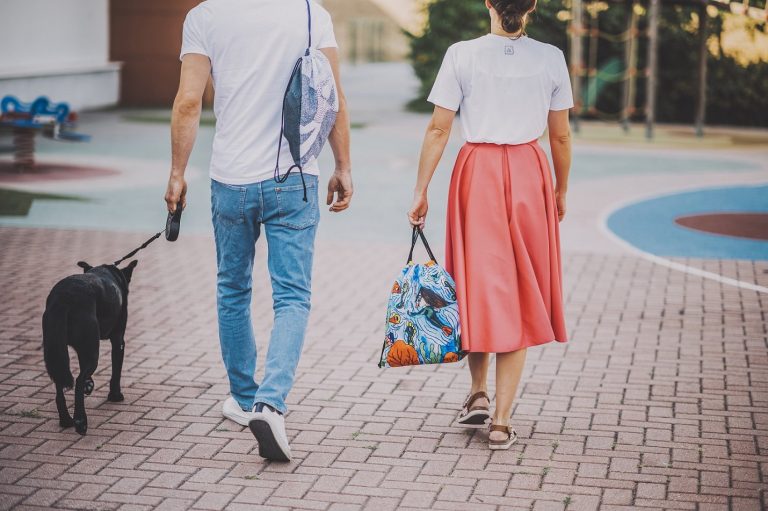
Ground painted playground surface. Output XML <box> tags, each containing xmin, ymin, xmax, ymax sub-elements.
<box><xmin>0</xmin><ymin>63</ymin><xmax>767</xmax><ymax>510</ymax></box>
<box><xmin>1</xmin><ymin>65</ymin><xmax>767</xmax><ymax>266</ymax></box>
<box><xmin>607</xmin><ymin>185</ymin><xmax>768</xmax><ymax>260</ymax></box>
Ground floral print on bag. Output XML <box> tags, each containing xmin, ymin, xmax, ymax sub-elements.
<box><xmin>379</xmin><ymin>260</ymin><xmax>466</xmax><ymax>368</ymax></box>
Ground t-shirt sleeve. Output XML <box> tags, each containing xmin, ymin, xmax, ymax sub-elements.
<box><xmin>312</xmin><ymin>4</ymin><xmax>338</xmax><ymax>49</ymax></box>
<box><xmin>180</xmin><ymin>7</ymin><xmax>209</xmax><ymax>61</ymax></box>
<box><xmin>427</xmin><ymin>45</ymin><xmax>463</xmax><ymax>112</ymax></box>
<box><xmin>550</xmin><ymin>49</ymin><xmax>574</xmax><ymax>111</ymax></box>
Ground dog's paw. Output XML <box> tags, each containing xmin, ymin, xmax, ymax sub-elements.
<box><xmin>107</xmin><ymin>391</ymin><xmax>124</xmax><ymax>402</ymax></box>
<box><xmin>84</xmin><ymin>379</ymin><xmax>95</xmax><ymax>396</ymax></box>
<box><xmin>74</xmin><ymin>418</ymin><xmax>88</xmax><ymax>435</ymax></box>
<box><xmin>59</xmin><ymin>417</ymin><xmax>74</xmax><ymax>429</ymax></box>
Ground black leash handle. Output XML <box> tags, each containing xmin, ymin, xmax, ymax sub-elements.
<box><xmin>112</xmin><ymin>203</ymin><xmax>182</xmax><ymax>266</ymax></box>
<box><xmin>113</xmin><ymin>230</ymin><xmax>164</xmax><ymax>267</ymax></box>
<box><xmin>407</xmin><ymin>226</ymin><xmax>437</xmax><ymax>264</ymax></box>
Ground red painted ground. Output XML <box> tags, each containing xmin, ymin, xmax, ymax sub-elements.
<box><xmin>0</xmin><ymin>161</ymin><xmax>119</xmax><ymax>183</ymax></box>
<box><xmin>675</xmin><ymin>212</ymin><xmax>768</xmax><ymax>241</ymax></box>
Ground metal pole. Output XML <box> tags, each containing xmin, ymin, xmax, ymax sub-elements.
<box><xmin>645</xmin><ymin>0</ymin><xmax>660</xmax><ymax>140</ymax></box>
<box><xmin>570</xmin><ymin>0</ymin><xmax>584</xmax><ymax>133</ymax></box>
<box><xmin>621</xmin><ymin>2</ymin><xmax>639</xmax><ymax>132</ymax></box>
<box><xmin>695</xmin><ymin>2</ymin><xmax>708</xmax><ymax>137</ymax></box>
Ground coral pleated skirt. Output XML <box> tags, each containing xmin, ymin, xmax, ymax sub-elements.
<box><xmin>445</xmin><ymin>141</ymin><xmax>568</xmax><ymax>353</ymax></box>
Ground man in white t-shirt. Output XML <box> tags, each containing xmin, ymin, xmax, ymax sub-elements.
<box><xmin>164</xmin><ymin>0</ymin><xmax>352</xmax><ymax>462</ymax></box>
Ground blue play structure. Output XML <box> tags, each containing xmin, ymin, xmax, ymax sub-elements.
<box><xmin>0</xmin><ymin>95</ymin><xmax>91</xmax><ymax>170</ymax></box>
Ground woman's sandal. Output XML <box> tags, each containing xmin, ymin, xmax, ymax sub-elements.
<box><xmin>488</xmin><ymin>424</ymin><xmax>518</xmax><ymax>451</ymax></box>
<box><xmin>456</xmin><ymin>391</ymin><xmax>491</xmax><ymax>427</ymax></box>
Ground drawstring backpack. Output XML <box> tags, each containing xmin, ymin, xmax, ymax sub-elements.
<box><xmin>379</xmin><ymin>227</ymin><xmax>467</xmax><ymax>368</ymax></box>
<box><xmin>274</xmin><ymin>0</ymin><xmax>340</xmax><ymax>202</ymax></box>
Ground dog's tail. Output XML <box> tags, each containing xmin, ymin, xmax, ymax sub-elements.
<box><xmin>42</xmin><ymin>304</ymin><xmax>74</xmax><ymax>389</ymax></box>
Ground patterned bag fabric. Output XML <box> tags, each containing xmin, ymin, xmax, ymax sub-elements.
<box><xmin>275</xmin><ymin>0</ymin><xmax>339</xmax><ymax>200</ymax></box>
<box><xmin>378</xmin><ymin>228</ymin><xmax>467</xmax><ymax>368</ymax></box>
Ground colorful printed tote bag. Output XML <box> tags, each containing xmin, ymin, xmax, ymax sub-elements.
<box><xmin>378</xmin><ymin>227</ymin><xmax>466</xmax><ymax>368</ymax></box>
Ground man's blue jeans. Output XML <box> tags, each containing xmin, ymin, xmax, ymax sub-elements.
<box><xmin>211</xmin><ymin>174</ymin><xmax>318</xmax><ymax>414</ymax></box>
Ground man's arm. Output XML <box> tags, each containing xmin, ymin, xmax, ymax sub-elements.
<box><xmin>320</xmin><ymin>47</ymin><xmax>353</xmax><ymax>213</ymax></box>
<box><xmin>164</xmin><ymin>54</ymin><xmax>212</xmax><ymax>213</ymax></box>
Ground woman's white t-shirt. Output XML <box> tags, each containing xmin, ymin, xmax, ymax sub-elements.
<box><xmin>428</xmin><ymin>34</ymin><xmax>574</xmax><ymax>145</ymax></box>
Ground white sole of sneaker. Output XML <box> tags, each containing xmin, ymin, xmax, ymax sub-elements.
<box><xmin>249</xmin><ymin>416</ymin><xmax>291</xmax><ymax>462</ymax></box>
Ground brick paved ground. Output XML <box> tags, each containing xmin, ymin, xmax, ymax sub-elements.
<box><xmin>0</xmin><ymin>227</ymin><xmax>766</xmax><ymax>511</ymax></box>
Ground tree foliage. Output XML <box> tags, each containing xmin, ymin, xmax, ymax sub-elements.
<box><xmin>407</xmin><ymin>0</ymin><xmax>489</xmax><ymax>111</ymax></box>
<box><xmin>407</xmin><ymin>0</ymin><xmax>768</xmax><ymax>126</ymax></box>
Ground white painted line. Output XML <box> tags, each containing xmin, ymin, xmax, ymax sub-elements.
<box><xmin>599</xmin><ymin>189</ymin><xmax>768</xmax><ymax>295</ymax></box>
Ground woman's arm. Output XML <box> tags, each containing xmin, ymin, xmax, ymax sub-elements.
<box><xmin>408</xmin><ymin>106</ymin><xmax>457</xmax><ymax>226</ymax></box>
<box><xmin>547</xmin><ymin>109</ymin><xmax>571</xmax><ymax>221</ymax></box>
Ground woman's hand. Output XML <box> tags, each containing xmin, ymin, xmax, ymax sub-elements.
<box><xmin>555</xmin><ymin>187</ymin><xmax>567</xmax><ymax>222</ymax></box>
<box><xmin>408</xmin><ymin>192</ymin><xmax>428</xmax><ymax>227</ymax></box>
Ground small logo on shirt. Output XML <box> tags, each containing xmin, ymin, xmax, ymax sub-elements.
<box><xmin>504</xmin><ymin>45</ymin><xmax>515</xmax><ymax>56</ymax></box>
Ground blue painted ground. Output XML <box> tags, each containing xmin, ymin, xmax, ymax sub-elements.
<box><xmin>606</xmin><ymin>185</ymin><xmax>768</xmax><ymax>260</ymax></box>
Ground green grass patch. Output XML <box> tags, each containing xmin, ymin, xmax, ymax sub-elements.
<box><xmin>0</xmin><ymin>189</ymin><xmax>88</xmax><ymax>217</ymax></box>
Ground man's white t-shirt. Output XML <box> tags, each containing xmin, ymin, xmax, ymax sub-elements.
<box><xmin>180</xmin><ymin>0</ymin><xmax>338</xmax><ymax>185</ymax></box>
<box><xmin>428</xmin><ymin>35</ymin><xmax>574</xmax><ymax>145</ymax></box>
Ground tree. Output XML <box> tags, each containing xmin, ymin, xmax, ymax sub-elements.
<box><xmin>407</xmin><ymin>0</ymin><xmax>576</xmax><ymax>111</ymax></box>
<box><xmin>408</xmin><ymin>0</ymin><xmax>768</xmax><ymax>126</ymax></box>
<box><xmin>407</xmin><ymin>0</ymin><xmax>489</xmax><ymax>111</ymax></box>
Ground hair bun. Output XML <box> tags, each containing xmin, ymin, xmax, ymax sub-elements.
<box><xmin>490</xmin><ymin>0</ymin><xmax>536</xmax><ymax>35</ymax></box>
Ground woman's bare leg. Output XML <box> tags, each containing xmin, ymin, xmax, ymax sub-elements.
<box><xmin>468</xmin><ymin>352</ymin><xmax>490</xmax><ymax>408</ymax></box>
<box><xmin>489</xmin><ymin>348</ymin><xmax>527</xmax><ymax>441</ymax></box>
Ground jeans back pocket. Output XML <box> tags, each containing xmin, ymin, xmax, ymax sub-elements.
<box><xmin>211</xmin><ymin>181</ymin><xmax>247</xmax><ymax>226</ymax></box>
<box><xmin>275</xmin><ymin>178</ymin><xmax>319</xmax><ymax>230</ymax></box>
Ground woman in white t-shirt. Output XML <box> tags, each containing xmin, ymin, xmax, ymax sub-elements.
<box><xmin>408</xmin><ymin>0</ymin><xmax>573</xmax><ymax>450</ymax></box>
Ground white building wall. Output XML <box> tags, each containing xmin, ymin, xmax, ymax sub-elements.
<box><xmin>0</xmin><ymin>0</ymin><xmax>120</xmax><ymax>110</ymax></box>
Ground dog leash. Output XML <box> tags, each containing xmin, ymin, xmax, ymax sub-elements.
<box><xmin>112</xmin><ymin>207</ymin><xmax>183</xmax><ymax>267</ymax></box>
<box><xmin>113</xmin><ymin>230</ymin><xmax>164</xmax><ymax>267</ymax></box>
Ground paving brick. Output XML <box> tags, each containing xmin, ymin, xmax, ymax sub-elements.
<box><xmin>22</xmin><ymin>489</ymin><xmax>67</xmax><ymax>507</ymax></box>
<box><xmin>191</xmin><ymin>492</ymin><xmax>235</xmax><ymax>510</ymax></box>
<box><xmin>1</xmin><ymin>227</ymin><xmax>767</xmax><ymax>511</ymax></box>
<box><xmin>602</xmin><ymin>488</ymin><xmax>634</xmax><ymax>505</ymax></box>
<box><xmin>312</xmin><ymin>475</ymin><xmax>349</xmax><ymax>494</ymax></box>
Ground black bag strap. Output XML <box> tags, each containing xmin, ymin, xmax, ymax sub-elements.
<box><xmin>407</xmin><ymin>226</ymin><xmax>437</xmax><ymax>264</ymax></box>
<box><xmin>305</xmin><ymin>0</ymin><xmax>312</xmax><ymax>50</ymax></box>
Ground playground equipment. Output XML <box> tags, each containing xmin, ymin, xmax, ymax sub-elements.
<box><xmin>568</xmin><ymin>0</ymin><xmax>768</xmax><ymax>138</ymax></box>
<box><xmin>0</xmin><ymin>96</ymin><xmax>91</xmax><ymax>171</ymax></box>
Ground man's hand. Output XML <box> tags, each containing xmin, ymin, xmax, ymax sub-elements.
<box><xmin>165</xmin><ymin>174</ymin><xmax>188</xmax><ymax>213</ymax></box>
<box><xmin>326</xmin><ymin>170</ymin><xmax>353</xmax><ymax>212</ymax></box>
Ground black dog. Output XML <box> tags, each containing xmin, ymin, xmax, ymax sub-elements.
<box><xmin>42</xmin><ymin>260</ymin><xmax>137</xmax><ymax>435</ymax></box>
